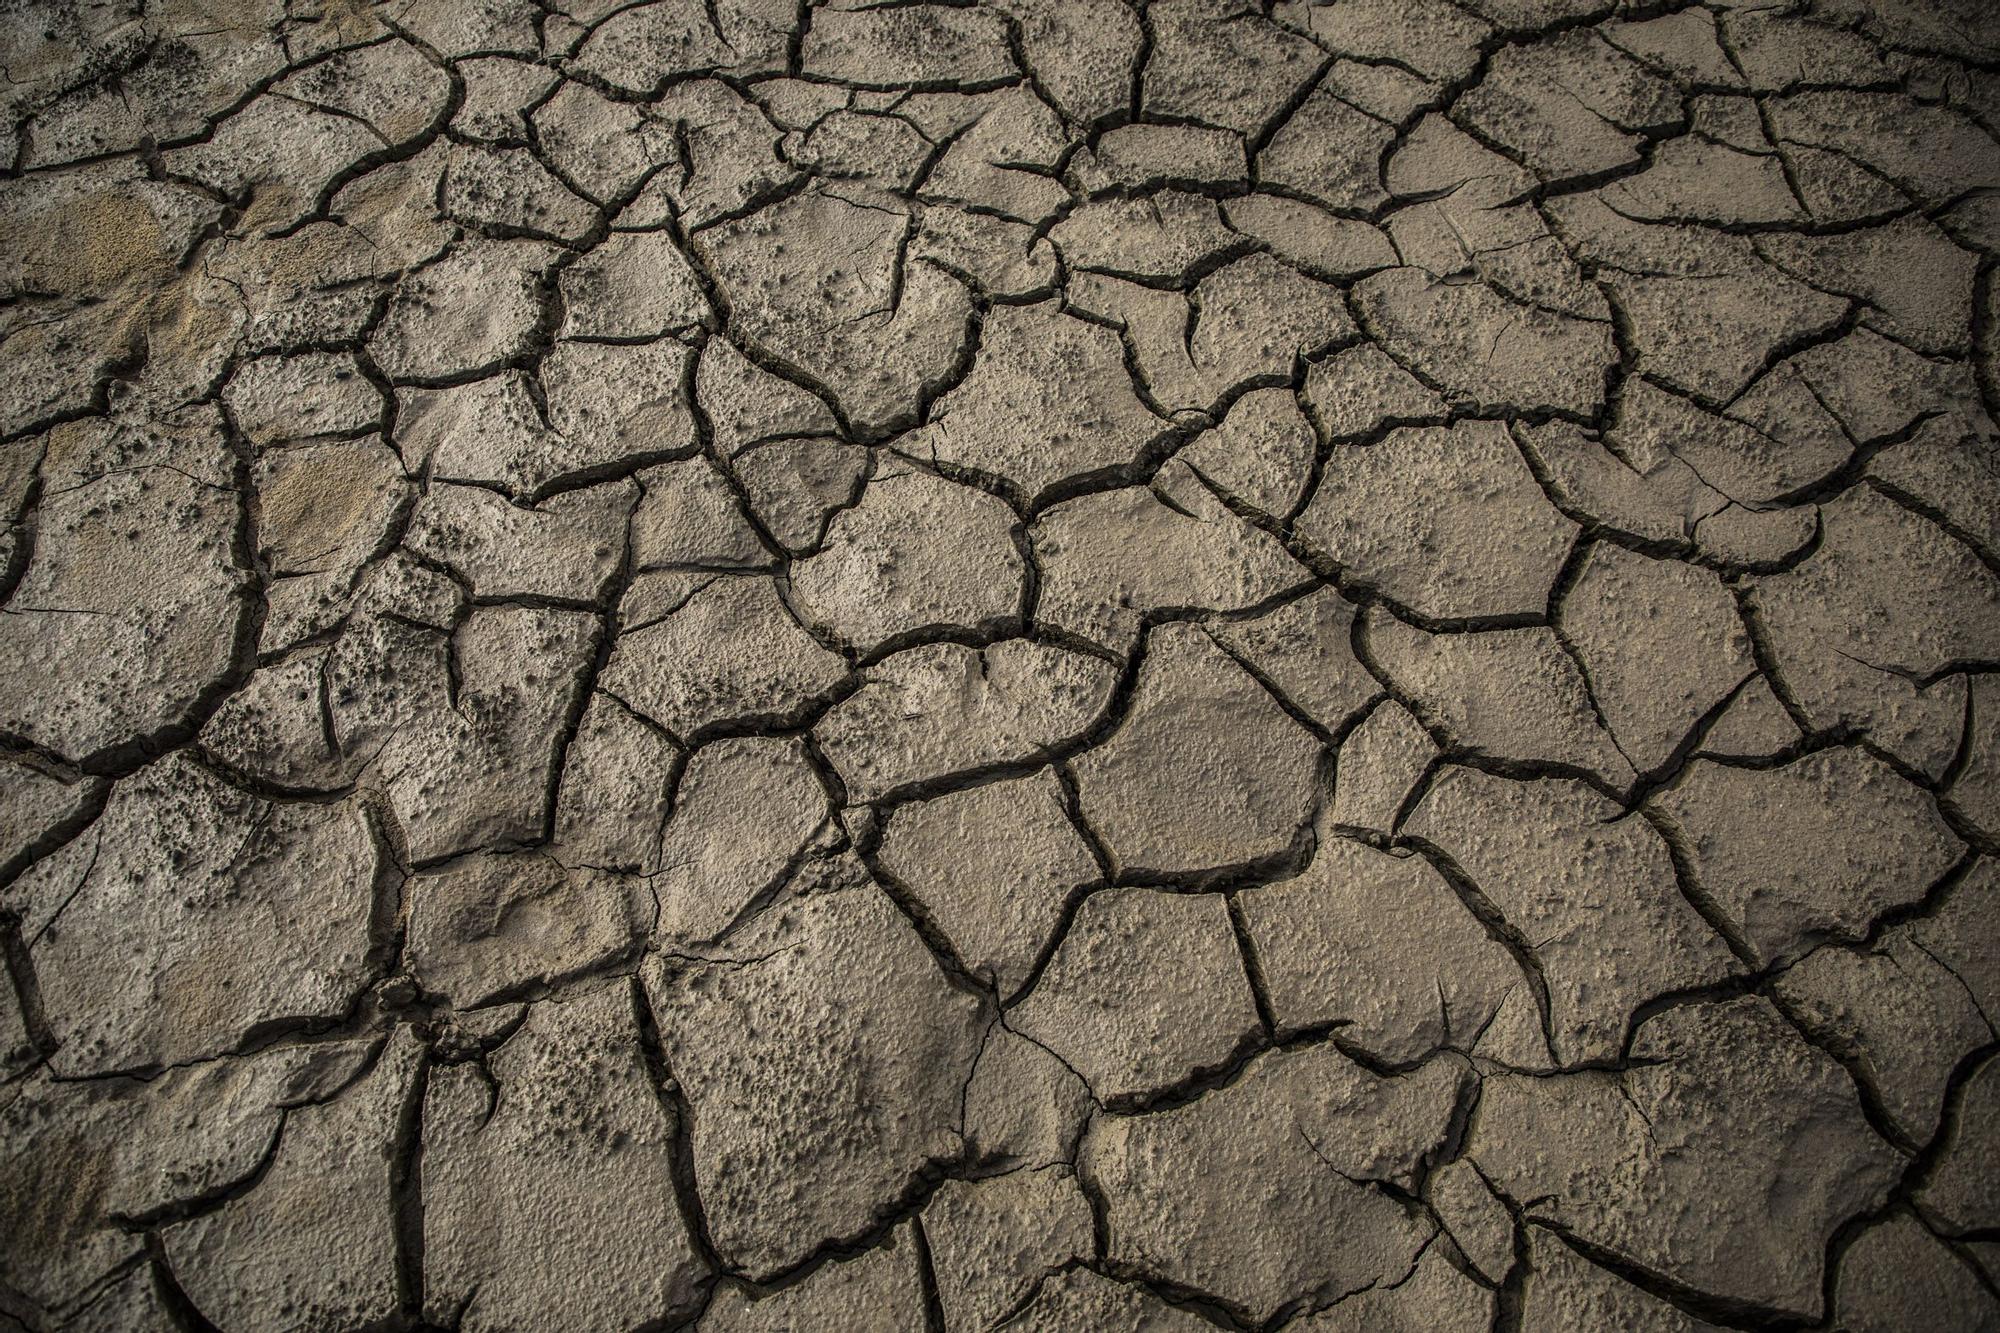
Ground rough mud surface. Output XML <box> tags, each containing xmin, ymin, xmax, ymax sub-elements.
<box><xmin>2</xmin><ymin>0</ymin><xmax>1999</xmax><ymax>1328</ymax></box>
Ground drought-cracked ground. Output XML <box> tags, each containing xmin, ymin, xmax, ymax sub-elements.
<box><xmin>3</xmin><ymin>0</ymin><xmax>2000</xmax><ymax>1330</ymax></box>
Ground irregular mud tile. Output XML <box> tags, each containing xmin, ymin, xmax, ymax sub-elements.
<box><xmin>1475</xmin><ymin>997</ymin><xmax>1904</xmax><ymax>1321</ymax></box>
<box><xmin>404</xmin><ymin>854</ymin><xmax>648</xmax><ymax>1007</ymax></box>
<box><xmin>1602</xmin><ymin>252</ymin><xmax>1851</xmax><ymax>410</ymax></box>
<box><xmin>1189</xmin><ymin>254</ymin><xmax>1357</xmax><ymax>393</ymax></box>
<box><xmin>800</xmin><ymin>3</ymin><xmax>1013</xmax><ymax>88</ymax></box>
<box><xmin>1731</xmin><ymin>333</ymin><xmax>1976</xmax><ymax>477</ymax></box>
<box><xmin>1059</xmin><ymin>271</ymin><xmax>1210</xmax><ymax>411</ymax></box>
<box><xmin>553</xmin><ymin>692</ymin><xmax>681</xmax><ymax>873</ymax></box>
<box><xmin>0</xmin><ymin>422</ymin><xmax>248</xmax><ymax>768</ymax></box>
<box><xmin>1142</xmin><ymin>0</ymin><xmax>1324</xmax><ymax>136</ymax></box>
<box><xmin>695</xmin><ymin>185</ymin><xmax>976</xmax><ymax>436</ymax></box>
<box><xmin>654</xmin><ymin>736</ymin><xmax>830</xmax><ymax>947</ymax></box>
<box><xmin>0</xmin><ymin>1038</ymin><xmax>373</xmax><ymax>1319</ymax></box>
<box><xmin>1832</xmin><ymin>1214</ymin><xmax>2000</xmax><ymax>1332</ymax></box>
<box><xmin>1033</xmin><ymin>478</ymin><xmax>1310</xmax><ymax>652</ymax></box>
<box><xmin>1759</xmin><ymin>216</ymin><xmax>1977</xmax><ymax>357</ymax></box>
<box><xmin>696</xmin><ymin>336</ymin><xmax>842</xmax><ymax>455</ymax></box>
<box><xmin>922</xmin><ymin>1166</ymin><xmax>1095</xmax><ymax>1332</ymax></box>
<box><xmin>1204</xmin><ymin>588</ymin><xmax>1382</xmax><ymax>735</ymax></box>
<box><xmin>253</xmin><ymin>437</ymin><xmax>406</xmax><ymax>579</ymax></box>
<box><xmin>63</xmin><ymin>1260</ymin><xmax>176</xmax><ymax>1332</ymax></box>
<box><xmin>789</xmin><ymin>469</ymin><xmax>1025</xmax><ymax>652</ymax></box>
<box><xmin>1513</xmin><ymin>417</ymin><xmax>1726</xmax><ymax>552</ymax></box>
<box><xmin>792</xmin><ymin>109</ymin><xmax>932</xmax><ymax>190</ymax></box>
<box><xmin>636</xmin><ymin>79</ymin><xmax>801</xmax><ymax>229</ymax></box>
<box><xmin>1176</xmin><ymin>388</ymin><xmax>1316</xmax><ymax>518</ymax></box>
<box><xmin>542</xmin><ymin>338</ymin><xmax>701</xmax><ymax>481</ymax></box>
<box><xmin>1559</xmin><ymin>544</ymin><xmax>1755</xmax><ymax>775</ymax></box>
<box><xmin>567</xmin><ymin>0</ymin><xmax>730</xmax><ymax>95</ymax></box>
<box><xmin>1405</xmin><ymin>768</ymin><xmax>1739</xmax><ymax>1065</ymax></box>
<box><xmin>1869</xmin><ymin>418</ymin><xmax>2000</xmax><ymax>561</ymax></box>
<box><xmin>1352</xmin><ymin>267</ymin><xmax>1613</xmax><ymax>419</ymax></box>
<box><xmin>422</xmin><ymin>985</ymin><xmax>708</xmax><ymax>1330</ymax></box>
<box><xmin>560</xmin><ymin>230</ymin><xmax>711</xmax><ymax>340</ymax></box>
<box><xmin>1292</xmin><ymin>0</ymin><xmax>1491</xmax><ymax>83</ymax></box>
<box><xmin>223</xmin><ymin>352</ymin><xmax>383</xmax><ymax>447</ymax></box>
<box><xmin>698</xmin><ymin>1225</ymin><xmax>928</xmax><ymax>1330</ymax></box>
<box><xmin>1606</xmin><ymin>378</ymin><xmax>1835</xmax><ymax>514</ymax></box>
<box><xmin>903</xmin><ymin>298</ymin><xmax>1163</xmax><ymax>498</ymax></box>
<box><xmin>1239</xmin><ymin>835</ymin><xmax>1522</xmax><ymax>1062</ymax></box>
<box><xmin>18</xmin><ymin>753</ymin><xmax>377</xmax><ymax>1077</ymax></box>
<box><xmin>1294</xmin><ymin>1242</ymin><xmax>1495</xmax><ymax>1331</ymax></box>
<box><xmin>912</xmin><ymin>207</ymin><xmax>1060</xmax><ymax>301</ymax></box>
<box><xmin>441</xmin><ymin>142</ymin><xmax>599</xmax><ymax>245</ymax></box>
<box><xmin>162</xmin><ymin>1031</ymin><xmax>420</xmax><ymax>1331</ymax></box>
<box><xmin>1427</xmin><ymin>1160</ymin><xmax>1515</xmax><ymax>1286</ymax></box>
<box><xmin>0</xmin><ymin>757</ymin><xmax>102</xmax><ymax>883</ymax></box>
<box><xmin>1459</xmin><ymin>31</ymin><xmax>1678</xmax><ymax>182</ymax></box>
<box><xmin>1047</xmin><ymin>192</ymin><xmax>1244</xmax><ymax>285</ymax></box>
<box><xmin>1690</xmin><ymin>504</ymin><xmax>1818</xmax><ymax>570</ymax></box>
<box><xmin>1303</xmin><ymin>344</ymin><xmax>1451</xmax><ymax>442</ymax></box>
<box><xmin>1007</xmin><ymin>888</ymin><xmax>1259</xmax><ymax>1105</ymax></box>
<box><xmin>453</xmin><ymin>55</ymin><xmax>556</xmax><ymax>140</ymax></box>
<box><xmin>732</xmin><ymin>438</ymin><xmax>871</xmax><ymax>554</ymax></box>
<box><xmin>629</xmin><ymin>456</ymin><xmax>770</xmax><ymax>571</ymax></box>
<box><xmin>405</xmin><ymin>481</ymin><xmax>631</xmax><ymax>603</ymax></box>
<box><xmin>816</xmin><ymin>638</ymin><xmax>1116</xmax><ymax>803</ymax></box>
<box><xmin>1765</xmin><ymin>90</ymin><xmax>2000</xmax><ymax>208</ymax></box>
<box><xmin>279</xmin><ymin>36</ymin><xmax>448</xmax><ymax>142</ymax></box>
<box><xmin>923</xmin><ymin>90</ymin><xmax>1070</xmax><ymax>224</ymax></box>
<box><xmin>1516</xmin><ymin>1227</ymin><xmax>1726</xmax><ymax>1332</ymax></box>
<box><xmin>1297</xmin><ymin>421</ymin><xmax>1578</xmax><ymax>622</ymax></box>
<box><xmin>397</xmin><ymin>374</ymin><xmax>562</xmax><ymax>496</ymax></box>
<box><xmin>643</xmin><ymin>883</ymin><xmax>985</xmax><ymax>1279</ymax></box>
<box><xmin>1597</xmin><ymin>135</ymin><xmax>1804</xmax><ymax>229</ymax></box>
<box><xmin>333</xmin><ymin>608</ymin><xmax>595</xmax><ymax>861</ymax></box>
<box><xmin>1070</xmin><ymin>624</ymin><xmax>1321</xmax><ymax>878</ymax></box>
<box><xmin>1096</xmin><ymin>124</ymin><xmax>1247</xmax><ymax>188</ymax></box>
<box><xmin>1079</xmin><ymin>1045</ymin><xmax>1455</xmax><ymax>1323</ymax></box>
<box><xmin>367</xmin><ymin>240</ymin><xmax>558</xmax><ymax>384</ymax></box>
<box><xmin>199</xmin><ymin>648</ymin><xmax>349</xmax><ymax>792</ymax></box>
<box><xmin>160</xmin><ymin>94</ymin><xmax>382</xmax><ymax>233</ymax></box>
<box><xmin>600</xmin><ymin>576</ymin><xmax>847</xmax><ymax>740</ymax></box>
<box><xmin>876</xmin><ymin>770</ymin><xmax>1096</xmax><ymax>1000</ymax></box>
<box><xmin>1364</xmin><ymin>614</ymin><xmax>1637</xmax><ymax>791</ymax></box>
<box><xmin>988</xmin><ymin>0</ymin><xmax>1139</xmax><ymax>124</ymax></box>
<box><xmin>1949</xmin><ymin>677</ymin><xmax>2000</xmax><ymax>841</ymax></box>
<box><xmin>1256</xmin><ymin>82</ymin><xmax>1398</xmax><ymax>215</ymax></box>
<box><xmin>1774</xmin><ymin>932</ymin><xmax>1992</xmax><ymax>1146</ymax></box>
<box><xmin>1329</xmin><ymin>700</ymin><xmax>1435</xmax><ymax>834</ymax></box>
<box><xmin>1001</xmin><ymin>1266</ymin><xmax>1212</xmax><ymax>1330</ymax></box>
<box><xmin>1749</xmin><ymin>487</ymin><xmax>2000</xmax><ymax>781</ymax></box>
<box><xmin>1222</xmin><ymin>195</ymin><xmax>1400</xmax><ymax>282</ymax></box>
<box><xmin>1655</xmin><ymin>749</ymin><xmax>1960</xmax><ymax>968</ymax></box>
<box><xmin>1919</xmin><ymin>1051</ymin><xmax>2000</xmax><ymax>1235</ymax></box>
<box><xmin>531</xmin><ymin>78</ymin><xmax>682</xmax><ymax>205</ymax></box>
<box><xmin>963</xmin><ymin>1024</ymin><xmax>1095</xmax><ymax>1169</ymax></box>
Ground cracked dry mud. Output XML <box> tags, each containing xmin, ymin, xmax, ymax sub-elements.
<box><xmin>2</xmin><ymin>2</ymin><xmax>2000</xmax><ymax>1331</ymax></box>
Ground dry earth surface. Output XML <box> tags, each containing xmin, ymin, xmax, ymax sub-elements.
<box><xmin>3</xmin><ymin>0</ymin><xmax>2000</xmax><ymax>1328</ymax></box>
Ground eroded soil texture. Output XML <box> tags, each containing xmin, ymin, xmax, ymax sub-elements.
<box><xmin>3</xmin><ymin>0</ymin><xmax>2000</xmax><ymax>1328</ymax></box>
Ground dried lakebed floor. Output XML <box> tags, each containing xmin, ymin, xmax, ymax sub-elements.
<box><xmin>4</xmin><ymin>0</ymin><xmax>2000</xmax><ymax>1329</ymax></box>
